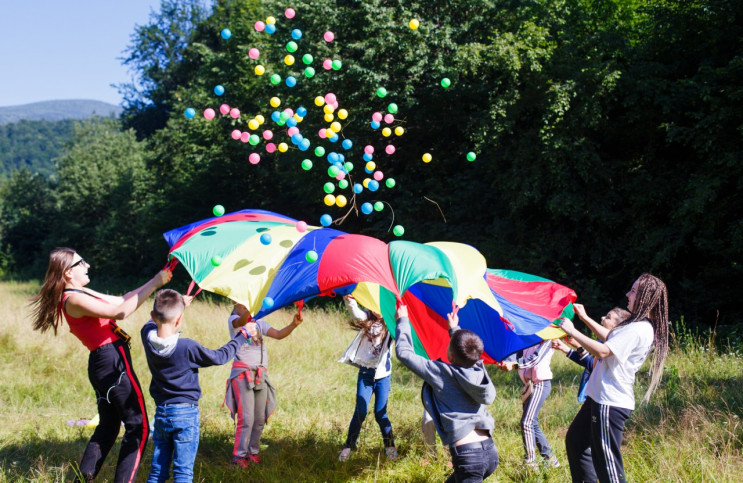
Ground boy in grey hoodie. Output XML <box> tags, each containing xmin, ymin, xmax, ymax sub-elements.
<box><xmin>395</xmin><ymin>304</ymin><xmax>498</xmax><ymax>482</ymax></box>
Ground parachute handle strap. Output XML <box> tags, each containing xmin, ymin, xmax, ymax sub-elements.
<box><xmin>186</xmin><ymin>280</ymin><xmax>202</xmax><ymax>298</ymax></box>
<box><xmin>294</xmin><ymin>300</ymin><xmax>304</xmax><ymax>317</ymax></box>
<box><xmin>163</xmin><ymin>257</ymin><xmax>179</xmax><ymax>272</ymax></box>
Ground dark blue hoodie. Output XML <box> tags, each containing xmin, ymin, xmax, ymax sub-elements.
<box><xmin>141</xmin><ymin>321</ymin><xmax>247</xmax><ymax>405</ymax></box>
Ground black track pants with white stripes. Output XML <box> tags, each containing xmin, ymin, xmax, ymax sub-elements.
<box><xmin>565</xmin><ymin>397</ymin><xmax>632</xmax><ymax>483</ymax></box>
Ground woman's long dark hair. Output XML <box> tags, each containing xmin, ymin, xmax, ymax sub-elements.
<box><xmin>30</xmin><ymin>248</ymin><xmax>77</xmax><ymax>335</ymax></box>
<box><xmin>348</xmin><ymin>310</ymin><xmax>387</xmax><ymax>336</ymax></box>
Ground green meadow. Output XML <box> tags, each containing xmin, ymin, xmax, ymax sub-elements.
<box><xmin>1</xmin><ymin>281</ymin><xmax>741</xmax><ymax>482</ymax></box>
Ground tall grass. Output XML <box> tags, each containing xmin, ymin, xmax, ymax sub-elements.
<box><xmin>1</xmin><ymin>281</ymin><xmax>741</xmax><ymax>482</ymax></box>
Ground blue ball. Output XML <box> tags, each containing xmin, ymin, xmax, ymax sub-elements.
<box><xmin>184</xmin><ymin>108</ymin><xmax>196</xmax><ymax>119</ymax></box>
<box><xmin>286</xmin><ymin>117</ymin><xmax>298</xmax><ymax>127</ymax></box>
<box><xmin>214</xmin><ymin>85</ymin><xmax>225</xmax><ymax>96</ymax></box>
<box><xmin>221</xmin><ymin>28</ymin><xmax>232</xmax><ymax>39</ymax></box>
<box><xmin>291</xmin><ymin>133</ymin><xmax>303</xmax><ymax>145</ymax></box>
<box><xmin>338</xmin><ymin>153</ymin><xmax>345</xmax><ymax>162</ymax></box>
<box><xmin>363</xmin><ymin>153</ymin><xmax>373</xmax><ymax>162</ymax></box>
<box><xmin>370</xmin><ymin>121</ymin><xmax>380</xmax><ymax>129</ymax></box>
<box><xmin>353</xmin><ymin>183</ymin><xmax>363</xmax><ymax>194</ymax></box>
<box><xmin>271</xmin><ymin>111</ymin><xmax>281</xmax><ymax>123</ymax></box>
<box><xmin>262</xmin><ymin>297</ymin><xmax>275</xmax><ymax>309</ymax></box>
<box><xmin>342</xmin><ymin>139</ymin><xmax>353</xmax><ymax>150</ymax></box>
<box><xmin>296</xmin><ymin>106</ymin><xmax>307</xmax><ymax>117</ymax></box>
<box><xmin>365</xmin><ymin>166</ymin><xmax>373</xmax><ymax>174</ymax></box>
<box><xmin>328</xmin><ymin>134</ymin><xmax>339</xmax><ymax>143</ymax></box>
<box><xmin>286</xmin><ymin>76</ymin><xmax>297</xmax><ymax>88</ymax></box>
<box><xmin>260</xmin><ymin>233</ymin><xmax>272</xmax><ymax>245</ymax></box>
<box><xmin>361</xmin><ymin>202</ymin><xmax>373</xmax><ymax>214</ymax></box>
<box><xmin>291</xmin><ymin>29</ymin><xmax>303</xmax><ymax>40</ymax></box>
<box><xmin>368</xmin><ymin>180</ymin><xmax>380</xmax><ymax>192</ymax></box>
<box><xmin>328</xmin><ymin>152</ymin><xmax>339</xmax><ymax>163</ymax></box>
<box><xmin>300</xmin><ymin>139</ymin><xmax>311</xmax><ymax>150</ymax></box>
<box><xmin>265</xmin><ymin>23</ymin><xmax>276</xmax><ymax>34</ymax></box>
<box><xmin>320</xmin><ymin>214</ymin><xmax>333</xmax><ymax>227</ymax></box>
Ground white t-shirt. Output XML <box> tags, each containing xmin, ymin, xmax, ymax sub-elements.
<box><xmin>227</xmin><ymin>315</ymin><xmax>272</xmax><ymax>366</ymax></box>
<box><xmin>586</xmin><ymin>320</ymin><xmax>654</xmax><ymax>410</ymax></box>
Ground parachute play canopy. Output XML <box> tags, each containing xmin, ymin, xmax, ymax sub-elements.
<box><xmin>163</xmin><ymin>209</ymin><xmax>576</xmax><ymax>361</ymax></box>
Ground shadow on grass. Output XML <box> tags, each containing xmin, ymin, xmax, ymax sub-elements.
<box><xmin>0</xmin><ymin>433</ymin><xmax>88</xmax><ymax>481</ymax></box>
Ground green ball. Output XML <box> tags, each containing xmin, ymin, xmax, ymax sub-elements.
<box><xmin>304</xmin><ymin>67</ymin><xmax>315</xmax><ymax>78</ymax></box>
<box><xmin>385</xmin><ymin>178</ymin><xmax>396</xmax><ymax>188</ymax></box>
<box><xmin>270</xmin><ymin>74</ymin><xmax>281</xmax><ymax>85</ymax></box>
<box><xmin>286</xmin><ymin>41</ymin><xmax>298</xmax><ymax>53</ymax></box>
<box><xmin>276</xmin><ymin>119</ymin><xmax>286</xmax><ymax>126</ymax></box>
<box><xmin>374</xmin><ymin>201</ymin><xmax>384</xmax><ymax>212</ymax></box>
<box><xmin>344</xmin><ymin>161</ymin><xmax>354</xmax><ymax>172</ymax></box>
<box><xmin>249</xmin><ymin>134</ymin><xmax>260</xmax><ymax>146</ymax></box>
<box><xmin>305</xmin><ymin>250</ymin><xmax>318</xmax><ymax>263</ymax></box>
<box><xmin>441</xmin><ymin>77</ymin><xmax>451</xmax><ymax>88</ymax></box>
<box><xmin>212</xmin><ymin>204</ymin><xmax>225</xmax><ymax>217</ymax></box>
<box><xmin>338</xmin><ymin>179</ymin><xmax>349</xmax><ymax>189</ymax></box>
<box><xmin>387</xmin><ymin>103</ymin><xmax>398</xmax><ymax>114</ymax></box>
<box><xmin>332</xmin><ymin>59</ymin><xmax>342</xmax><ymax>70</ymax></box>
<box><xmin>280</xmin><ymin>111</ymin><xmax>290</xmax><ymax>121</ymax></box>
<box><xmin>314</xmin><ymin>146</ymin><xmax>326</xmax><ymax>157</ymax></box>
<box><xmin>302</xmin><ymin>53</ymin><xmax>314</xmax><ymax>65</ymax></box>
<box><xmin>392</xmin><ymin>225</ymin><xmax>405</xmax><ymax>237</ymax></box>
<box><xmin>328</xmin><ymin>165</ymin><xmax>340</xmax><ymax>177</ymax></box>
<box><xmin>323</xmin><ymin>182</ymin><xmax>336</xmax><ymax>194</ymax></box>
<box><xmin>211</xmin><ymin>255</ymin><xmax>223</xmax><ymax>266</ymax></box>
<box><xmin>301</xmin><ymin>159</ymin><xmax>313</xmax><ymax>170</ymax></box>
<box><xmin>466</xmin><ymin>151</ymin><xmax>477</xmax><ymax>162</ymax></box>
<box><xmin>376</xmin><ymin>87</ymin><xmax>387</xmax><ymax>98</ymax></box>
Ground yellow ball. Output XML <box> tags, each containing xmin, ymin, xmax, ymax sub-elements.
<box><xmin>409</xmin><ymin>19</ymin><xmax>420</xmax><ymax>30</ymax></box>
<box><xmin>248</xmin><ymin>119</ymin><xmax>259</xmax><ymax>130</ymax></box>
<box><xmin>270</xmin><ymin>97</ymin><xmax>281</xmax><ymax>108</ymax></box>
<box><xmin>315</xmin><ymin>96</ymin><xmax>325</xmax><ymax>106</ymax></box>
<box><xmin>278</xmin><ymin>142</ymin><xmax>289</xmax><ymax>153</ymax></box>
<box><xmin>294</xmin><ymin>114</ymin><xmax>303</xmax><ymax>122</ymax></box>
<box><xmin>362</xmin><ymin>178</ymin><xmax>370</xmax><ymax>188</ymax></box>
<box><xmin>422</xmin><ymin>153</ymin><xmax>432</xmax><ymax>163</ymax></box>
<box><xmin>337</xmin><ymin>109</ymin><xmax>348</xmax><ymax>120</ymax></box>
<box><xmin>324</xmin><ymin>194</ymin><xmax>336</xmax><ymax>206</ymax></box>
<box><xmin>266</xmin><ymin>16</ymin><xmax>276</xmax><ymax>25</ymax></box>
<box><xmin>323</xmin><ymin>104</ymin><xmax>335</xmax><ymax>114</ymax></box>
<box><xmin>255</xmin><ymin>114</ymin><xmax>265</xmax><ymax>124</ymax></box>
<box><xmin>284</xmin><ymin>55</ymin><xmax>295</xmax><ymax>66</ymax></box>
<box><xmin>395</xmin><ymin>126</ymin><xmax>405</xmax><ymax>136</ymax></box>
<box><xmin>366</xmin><ymin>161</ymin><xmax>376</xmax><ymax>171</ymax></box>
<box><xmin>382</xmin><ymin>127</ymin><xmax>392</xmax><ymax>137</ymax></box>
<box><xmin>325</xmin><ymin>125</ymin><xmax>336</xmax><ymax>135</ymax></box>
<box><xmin>335</xmin><ymin>195</ymin><xmax>347</xmax><ymax>207</ymax></box>
<box><xmin>255</xmin><ymin>65</ymin><xmax>265</xmax><ymax>76</ymax></box>
<box><xmin>330</xmin><ymin>121</ymin><xmax>341</xmax><ymax>133</ymax></box>
<box><xmin>324</xmin><ymin>113</ymin><xmax>334</xmax><ymax>123</ymax></box>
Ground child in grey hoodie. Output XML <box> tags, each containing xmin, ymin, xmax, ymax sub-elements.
<box><xmin>395</xmin><ymin>304</ymin><xmax>498</xmax><ymax>482</ymax></box>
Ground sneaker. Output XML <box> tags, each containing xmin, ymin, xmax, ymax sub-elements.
<box><xmin>247</xmin><ymin>454</ymin><xmax>261</xmax><ymax>464</ymax></box>
<box><xmin>338</xmin><ymin>448</ymin><xmax>352</xmax><ymax>462</ymax></box>
<box><xmin>545</xmin><ymin>455</ymin><xmax>560</xmax><ymax>468</ymax></box>
<box><xmin>522</xmin><ymin>459</ymin><xmax>539</xmax><ymax>471</ymax></box>
<box><xmin>385</xmin><ymin>447</ymin><xmax>398</xmax><ymax>461</ymax></box>
<box><xmin>232</xmin><ymin>457</ymin><xmax>250</xmax><ymax>468</ymax></box>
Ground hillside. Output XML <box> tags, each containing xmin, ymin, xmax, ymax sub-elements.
<box><xmin>0</xmin><ymin>100</ymin><xmax>121</xmax><ymax>124</ymax></box>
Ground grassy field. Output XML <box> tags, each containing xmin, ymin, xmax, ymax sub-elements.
<box><xmin>1</xmin><ymin>281</ymin><xmax>742</xmax><ymax>482</ymax></box>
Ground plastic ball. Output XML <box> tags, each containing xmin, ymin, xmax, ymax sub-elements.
<box><xmin>291</xmin><ymin>28</ymin><xmax>302</xmax><ymax>40</ymax></box>
<box><xmin>393</xmin><ymin>225</ymin><xmax>405</xmax><ymax>237</ymax></box>
<box><xmin>335</xmin><ymin>195</ymin><xmax>347</xmax><ymax>207</ymax></box>
<box><xmin>323</xmin><ymin>59</ymin><xmax>333</xmax><ymax>70</ymax></box>
<box><xmin>382</xmin><ymin>127</ymin><xmax>392</xmax><ymax>137</ymax></box>
<box><xmin>249</xmin><ymin>48</ymin><xmax>260</xmax><ymax>59</ymax></box>
<box><xmin>395</xmin><ymin>126</ymin><xmax>404</xmax><ymax>136</ymax></box>
<box><xmin>338</xmin><ymin>179</ymin><xmax>349</xmax><ymax>189</ymax></box>
<box><xmin>278</xmin><ymin>142</ymin><xmax>289</xmax><ymax>152</ymax></box>
<box><xmin>255</xmin><ymin>65</ymin><xmax>265</xmax><ymax>75</ymax></box>
<box><xmin>266</xmin><ymin>143</ymin><xmax>277</xmax><ymax>153</ymax></box>
<box><xmin>286</xmin><ymin>41</ymin><xmax>298</xmax><ymax>53</ymax></box>
<box><xmin>370</xmin><ymin>121</ymin><xmax>380</xmax><ymax>129</ymax></box>
<box><xmin>344</xmin><ymin>161</ymin><xmax>354</xmax><ymax>172</ymax></box>
<box><xmin>325</xmin><ymin>93</ymin><xmax>337</xmax><ymax>104</ymax></box>
<box><xmin>338</xmin><ymin>109</ymin><xmax>348</xmax><ymax>120</ymax></box>
<box><xmin>323</xmin><ymin>104</ymin><xmax>335</xmax><ymax>114</ymax></box>
<box><xmin>328</xmin><ymin>134</ymin><xmax>339</xmax><ymax>143</ymax></box>
<box><xmin>305</xmin><ymin>250</ymin><xmax>318</xmax><ymax>263</ymax></box>
<box><xmin>255</xmin><ymin>114</ymin><xmax>265</xmax><ymax>124</ymax></box>
<box><xmin>323</xmin><ymin>182</ymin><xmax>336</xmax><ymax>194</ymax></box>
<box><xmin>270</xmin><ymin>74</ymin><xmax>281</xmax><ymax>85</ymax></box>
<box><xmin>229</xmin><ymin>108</ymin><xmax>240</xmax><ymax>119</ymax></box>
<box><xmin>285</xmin><ymin>8</ymin><xmax>296</xmax><ymax>19</ymax></box>
<box><xmin>385</xmin><ymin>145</ymin><xmax>396</xmax><ymax>155</ymax></box>
<box><xmin>441</xmin><ymin>77</ymin><xmax>451</xmax><ymax>88</ymax></box>
<box><xmin>304</xmin><ymin>67</ymin><xmax>315</xmax><ymax>78</ymax></box>
<box><xmin>301</xmin><ymin>159</ymin><xmax>313</xmax><ymax>170</ymax></box>
<box><xmin>270</xmin><ymin>97</ymin><xmax>281</xmax><ymax>108</ymax></box>
<box><xmin>262</xmin><ymin>297</ymin><xmax>274</xmax><ymax>309</ymax></box>
<box><xmin>262</xmin><ymin>130</ymin><xmax>273</xmax><ymax>140</ymax></box>
<box><xmin>353</xmin><ymin>183</ymin><xmax>363</xmax><ymax>194</ymax></box>
<box><xmin>324</xmin><ymin>194</ymin><xmax>336</xmax><ymax>206</ymax></box>
<box><xmin>386</xmin><ymin>178</ymin><xmax>396</xmax><ymax>188</ymax></box>
<box><xmin>219</xmin><ymin>104</ymin><xmax>230</xmax><ymax>115</ymax></box>
<box><xmin>286</xmin><ymin>76</ymin><xmax>297</xmax><ymax>87</ymax></box>
<box><xmin>328</xmin><ymin>165</ymin><xmax>340</xmax><ymax>177</ymax></box>
<box><xmin>376</xmin><ymin>87</ymin><xmax>387</xmax><ymax>98</ymax></box>
<box><xmin>422</xmin><ymin>153</ymin><xmax>432</xmax><ymax>163</ymax></box>
<box><xmin>366</xmin><ymin>161</ymin><xmax>376</xmax><ymax>171</ymax></box>
<box><xmin>184</xmin><ymin>108</ymin><xmax>196</xmax><ymax>119</ymax></box>
<box><xmin>214</xmin><ymin>85</ymin><xmax>225</xmax><ymax>96</ymax></box>
<box><xmin>324</xmin><ymin>113</ymin><xmax>334</xmax><ymax>123</ymax></box>
<box><xmin>240</xmin><ymin>132</ymin><xmax>250</xmax><ymax>143</ymax></box>
<box><xmin>315</xmin><ymin>96</ymin><xmax>325</xmax><ymax>106</ymax></box>
<box><xmin>409</xmin><ymin>19</ymin><xmax>420</xmax><ymax>30</ymax></box>
<box><xmin>221</xmin><ymin>28</ymin><xmax>232</xmax><ymax>39</ymax></box>
<box><xmin>320</xmin><ymin>214</ymin><xmax>333</xmax><ymax>227</ymax></box>
<box><xmin>249</xmin><ymin>134</ymin><xmax>260</xmax><ymax>146</ymax></box>
<box><xmin>368</xmin><ymin>180</ymin><xmax>379</xmax><ymax>191</ymax></box>
<box><xmin>363</xmin><ymin>153</ymin><xmax>373</xmax><ymax>162</ymax></box>
<box><xmin>314</xmin><ymin>146</ymin><xmax>326</xmax><ymax>157</ymax></box>
<box><xmin>332</xmin><ymin>59</ymin><xmax>342</xmax><ymax>70</ymax></box>
<box><xmin>203</xmin><ymin>108</ymin><xmax>216</xmax><ymax>120</ymax></box>
<box><xmin>213</xmin><ymin>204</ymin><xmax>225</xmax><ymax>216</ymax></box>
<box><xmin>330</xmin><ymin>121</ymin><xmax>341</xmax><ymax>133</ymax></box>
<box><xmin>361</xmin><ymin>202</ymin><xmax>373</xmax><ymax>215</ymax></box>
<box><xmin>374</xmin><ymin>201</ymin><xmax>384</xmax><ymax>212</ymax></box>
<box><xmin>285</xmin><ymin>55</ymin><xmax>295</xmax><ymax>66</ymax></box>
<box><xmin>384</xmin><ymin>113</ymin><xmax>395</xmax><ymax>124</ymax></box>
<box><xmin>373</xmin><ymin>170</ymin><xmax>384</xmax><ymax>181</ymax></box>
<box><xmin>342</xmin><ymin>139</ymin><xmax>353</xmax><ymax>150</ymax></box>
<box><xmin>265</xmin><ymin>23</ymin><xmax>276</xmax><ymax>34</ymax></box>
<box><xmin>466</xmin><ymin>152</ymin><xmax>477</xmax><ymax>162</ymax></box>
<box><xmin>302</xmin><ymin>53</ymin><xmax>314</xmax><ymax>65</ymax></box>
<box><xmin>296</xmin><ymin>221</ymin><xmax>308</xmax><ymax>232</ymax></box>
<box><xmin>254</xmin><ymin>21</ymin><xmax>265</xmax><ymax>32</ymax></box>
<box><xmin>260</xmin><ymin>233</ymin><xmax>272</xmax><ymax>245</ymax></box>
<box><xmin>371</xmin><ymin>112</ymin><xmax>383</xmax><ymax>122</ymax></box>
<box><xmin>211</xmin><ymin>255</ymin><xmax>223</xmax><ymax>266</ymax></box>
<box><xmin>387</xmin><ymin>103</ymin><xmax>398</xmax><ymax>114</ymax></box>
<box><xmin>300</xmin><ymin>139</ymin><xmax>311</xmax><ymax>151</ymax></box>
<box><xmin>249</xmin><ymin>153</ymin><xmax>261</xmax><ymax>164</ymax></box>
<box><xmin>297</xmin><ymin>106</ymin><xmax>308</xmax><ymax>117</ymax></box>
<box><xmin>231</xmin><ymin>129</ymin><xmax>241</xmax><ymax>140</ymax></box>
<box><xmin>324</xmin><ymin>31</ymin><xmax>335</xmax><ymax>42</ymax></box>
<box><xmin>266</xmin><ymin>16</ymin><xmax>276</xmax><ymax>25</ymax></box>
<box><xmin>248</xmin><ymin>119</ymin><xmax>259</xmax><ymax>130</ymax></box>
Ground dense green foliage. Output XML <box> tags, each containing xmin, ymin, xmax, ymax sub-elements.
<box><xmin>1</xmin><ymin>0</ymin><xmax>740</xmax><ymax>325</ymax></box>
<box><xmin>0</xmin><ymin>119</ymin><xmax>78</xmax><ymax>176</ymax></box>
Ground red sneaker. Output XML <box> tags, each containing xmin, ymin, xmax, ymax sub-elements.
<box><xmin>248</xmin><ymin>454</ymin><xmax>261</xmax><ymax>463</ymax></box>
<box><xmin>231</xmin><ymin>457</ymin><xmax>250</xmax><ymax>468</ymax></box>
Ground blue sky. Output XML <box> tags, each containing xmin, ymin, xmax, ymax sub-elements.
<box><xmin>0</xmin><ymin>0</ymin><xmax>164</xmax><ymax>107</ymax></box>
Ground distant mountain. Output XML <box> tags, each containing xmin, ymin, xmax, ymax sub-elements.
<box><xmin>0</xmin><ymin>100</ymin><xmax>122</xmax><ymax>124</ymax></box>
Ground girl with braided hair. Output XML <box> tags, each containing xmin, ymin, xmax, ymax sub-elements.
<box><xmin>559</xmin><ymin>273</ymin><xmax>669</xmax><ymax>483</ymax></box>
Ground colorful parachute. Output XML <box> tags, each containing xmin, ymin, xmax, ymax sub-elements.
<box><xmin>163</xmin><ymin>209</ymin><xmax>575</xmax><ymax>361</ymax></box>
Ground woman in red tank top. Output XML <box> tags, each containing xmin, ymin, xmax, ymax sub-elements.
<box><xmin>30</xmin><ymin>247</ymin><xmax>171</xmax><ymax>483</ymax></box>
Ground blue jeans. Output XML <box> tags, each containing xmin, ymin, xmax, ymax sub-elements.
<box><xmin>148</xmin><ymin>404</ymin><xmax>200</xmax><ymax>483</ymax></box>
<box><xmin>521</xmin><ymin>380</ymin><xmax>554</xmax><ymax>461</ymax></box>
<box><xmin>344</xmin><ymin>368</ymin><xmax>394</xmax><ymax>449</ymax></box>
<box><xmin>446</xmin><ymin>438</ymin><xmax>499</xmax><ymax>482</ymax></box>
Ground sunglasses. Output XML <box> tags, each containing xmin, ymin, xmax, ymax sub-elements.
<box><xmin>70</xmin><ymin>258</ymin><xmax>87</xmax><ymax>268</ymax></box>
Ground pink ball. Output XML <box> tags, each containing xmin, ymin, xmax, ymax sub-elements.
<box><xmin>324</xmin><ymin>31</ymin><xmax>335</xmax><ymax>42</ymax></box>
<box><xmin>371</xmin><ymin>112</ymin><xmax>383</xmax><ymax>122</ymax></box>
<box><xmin>336</xmin><ymin>172</ymin><xmax>346</xmax><ymax>180</ymax></box>
<box><xmin>262</xmin><ymin>130</ymin><xmax>273</xmax><ymax>140</ymax></box>
<box><xmin>373</xmin><ymin>170</ymin><xmax>384</xmax><ymax>181</ymax></box>
<box><xmin>249</xmin><ymin>153</ymin><xmax>261</xmax><ymax>164</ymax></box>
<box><xmin>248</xmin><ymin>48</ymin><xmax>260</xmax><ymax>59</ymax></box>
<box><xmin>220</xmin><ymin>104</ymin><xmax>231</xmax><ymax>115</ymax></box>
<box><xmin>285</xmin><ymin>8</ymin><xmax>296</xmax><ymax>19</ymax></box>
<box><xmin>266</xmin><ymin>143</ymin><xmax>277</xmax><ymax>153</ymax></box>
<box><xmin>385</xmin><ymin>145</ymin><xmax>396</xmax><ymax>155</ymax></box>
<box><xmin>384</xmin><ymin>114</ymin><xmax>394</xmax><ymax>124</ymax></box>
<box><xmin>287</xmin><ymin>126</ymin><xmax>299</xmax><ymax>136</ymax></box>
<box><xmin>231</xmin><ymin>129</ymin><xmax>241</xmax><ymax>140</ymax></box>
<box><xmin>364</xmin><ymin>145</ymin><xmax>374</xmax><ymax>155</ymax></box>
<box><xmin>319</xmin><ymin>128</ymin><xmax>327</xmax><ymax>138</ymax></box>
<box><xmin>255</xmin><ymin>21</ymin><xmax>265</xmax><ymax>32</ymax></box>
<box><xmin>331</xmin><ymin>101</ymin><xmax>339</xmax><ymax>110</ymax></box>
<box><xmin>323</xmin><ymin>59</ymin><xmax>332</xmax><ymax>70</ymax></box>
<box><xmin>295</xmin><ymin>220</ymin><xmax>308</xmax><ymax>232</ymax></box>
<box><xmin>283</xmin><ymin>108</ymin><xmax>294</xmax><ymax>118</ymax></box>
<box><xmin>240</xmin><ymin>132</ymin><xmax>250</xmax><ymax>143</ymax></box>
<box><xmin>203</xmin><ymin>108</ymin><xmax>216</xmax><ymax>120</ymax></box>
<box><xmin>230</xmin><ymin>108</ymin><xmax>240</xmax><ymax>119</ymax></box>
<box><xmin>324</xmin><ymin>93</ymin><xmax>337</xmax><ymax>105</ymax></box>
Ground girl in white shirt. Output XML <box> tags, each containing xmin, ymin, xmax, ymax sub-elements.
<box><xmin>559</xmin><ymin>273</ymin><xmax>669</xmax><ymax>483</ymax></box>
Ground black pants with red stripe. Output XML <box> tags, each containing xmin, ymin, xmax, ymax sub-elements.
<box><xmin>77</xmin><ymin>340</ymin><xmax>149</xmax><ymax>483</ymax></box>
